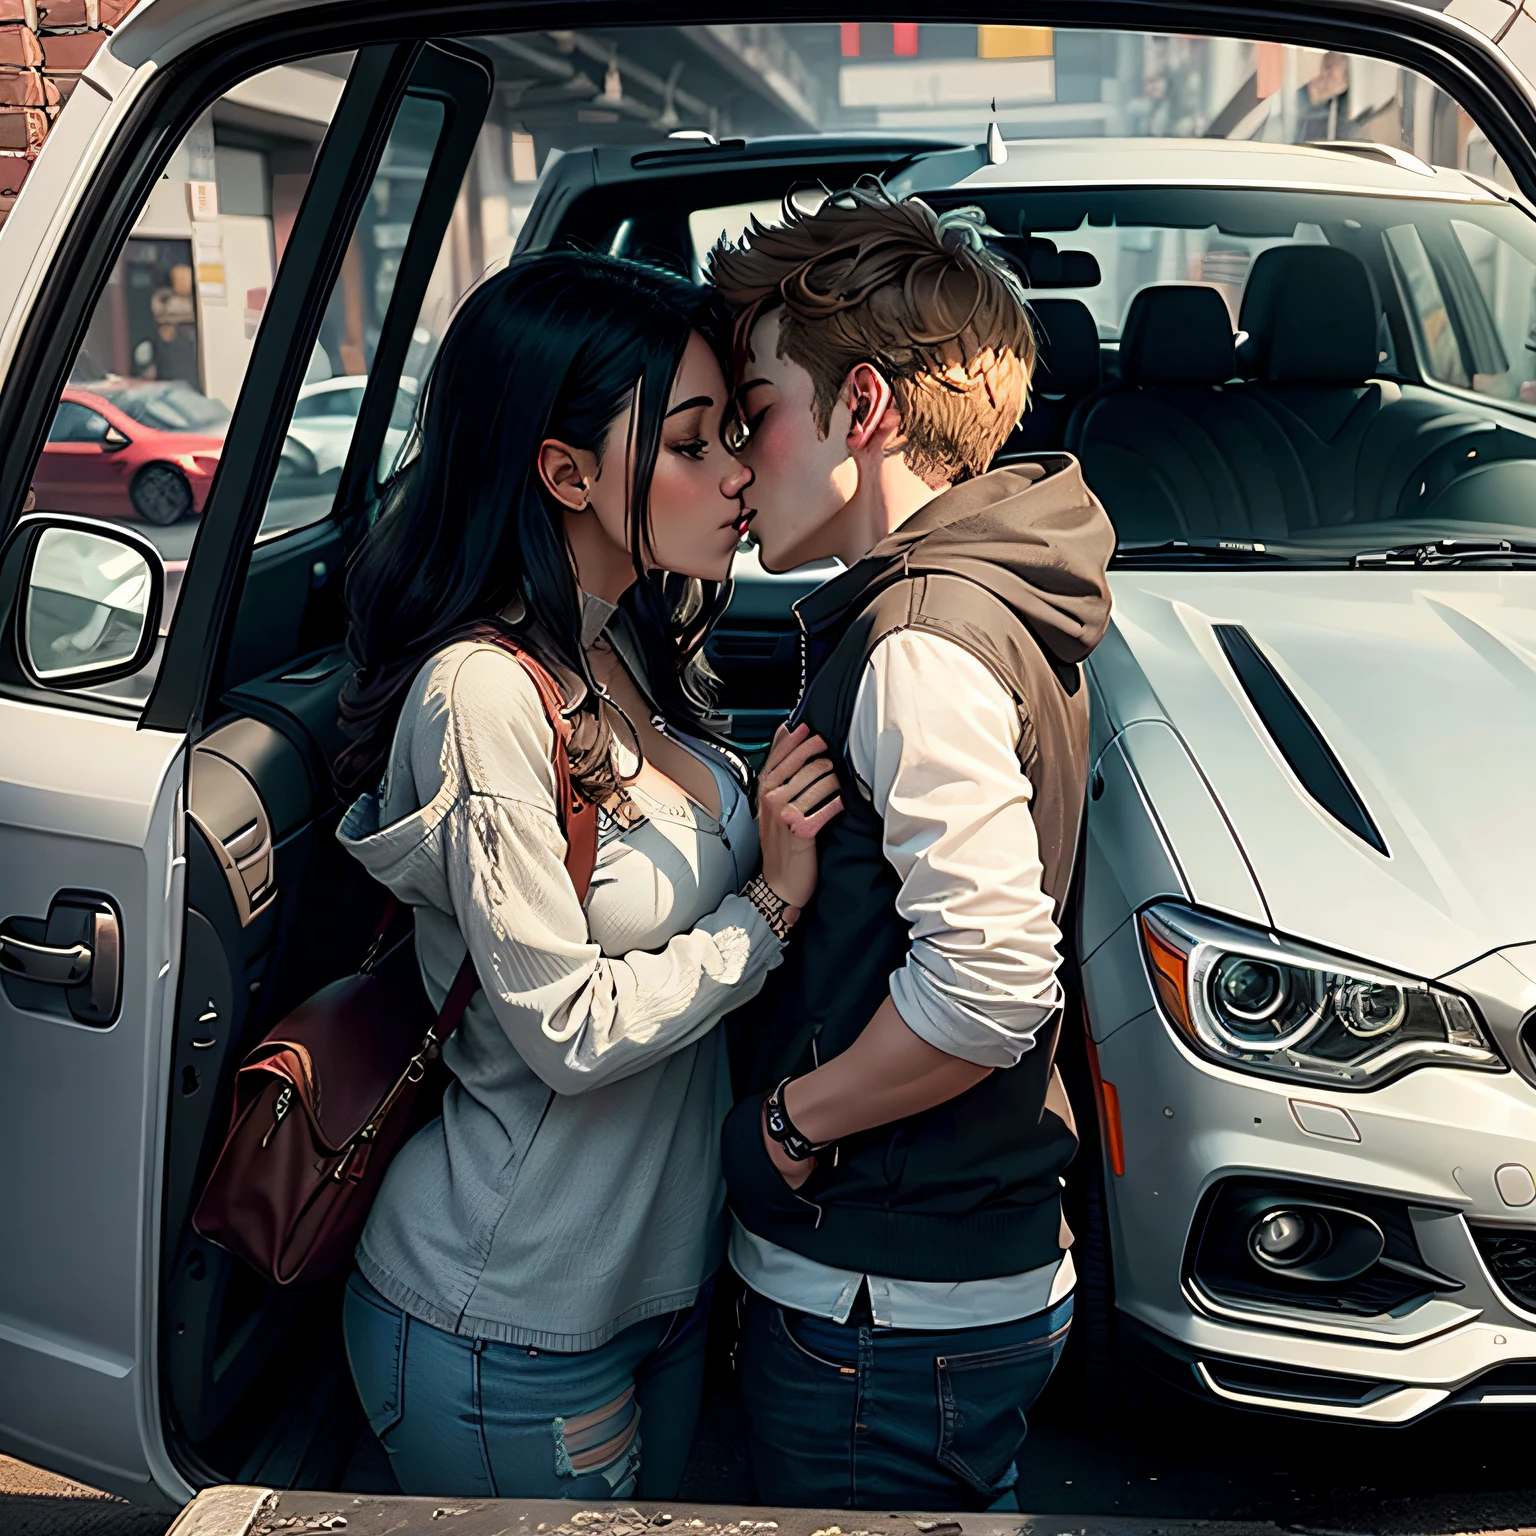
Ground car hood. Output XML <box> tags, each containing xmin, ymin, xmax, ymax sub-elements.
<box><xmin>1097</xmin><ymin>570</ymin><xmax>1536</xmax><ymax>979</ymax></box>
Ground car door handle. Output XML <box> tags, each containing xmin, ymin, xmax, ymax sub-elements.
<box><xmin>0</xmin><ymin>933</ymin><xmax>92</xmax><ymax>984</ymax></box>
<box><xmin>0</xmin><ymin>896</ymin><xmax>122</xmax><ymax>1025</ymax></box>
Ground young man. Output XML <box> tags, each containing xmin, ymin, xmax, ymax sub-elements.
<box><xmin>710</xmin><ymin>185</ymin><xmax>1115</xmax><ymax>1510</ymax></box>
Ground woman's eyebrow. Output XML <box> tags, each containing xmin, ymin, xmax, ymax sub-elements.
<box><xmin>665</xmin><ymin>395</ymin><xmax>713</xmax><ymax>418</ymax></box>
<box><xmin>736</xmin><ymin>378</ymin><xmax>770</xmax><ymax>395</ymax></box>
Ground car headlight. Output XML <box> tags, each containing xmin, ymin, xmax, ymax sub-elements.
<box><xmin>1139</xmin><ymin>902</ymin><xmax>1503</xmax><ymax>1088</ymax></box>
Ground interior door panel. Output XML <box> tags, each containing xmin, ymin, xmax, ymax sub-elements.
<box><xmin>163</xmin><ymin>681</ymin><xmax>384</xmax><ymax>1452</ymax></box>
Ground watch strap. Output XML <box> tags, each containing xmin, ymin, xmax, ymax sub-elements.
<box><xmin>764</xmin><ymin>1076</ymin><xmax>822</xmax><ymax>1161</ymax></box>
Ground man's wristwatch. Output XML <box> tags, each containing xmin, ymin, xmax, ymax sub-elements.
<box><xmin>764</xmin><ymin>1076</ymin><xmax>823</xmax><ymax>1162</ymax></box>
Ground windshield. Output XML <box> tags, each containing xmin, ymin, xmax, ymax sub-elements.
<box><xmin>912</xmin><ymin>182</ymin><xmax>1536</xmax><ymax>558</ymax></box>
<box><xmin>95</xmin><ymin>382</ymin><xmax>232</xmax><ymax>435</ymax></box>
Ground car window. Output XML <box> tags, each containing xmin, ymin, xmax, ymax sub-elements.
<box><xmin>25</xmin><ymin>57</ymin><xmax>350</xmax><ymax>581</ymax></box>
<box><xmin>48</xmin><ymin>402</ymin><xmax>110</xmax><ymax>442</ymax></box>
<box><xmin>98</xmin><ymin>382</ymin><xmax>233</xmax><ymax>434</ymax></box>
<box><xmin>1449</xmin><ymin>219</ymin><xmax>1536</xmax><ymax>403</ymax></box>
<box><xmin>1385</xmin><ymin>223</ymin><xmax>1470</xmax><ymax>387</ymax></box>
<box><xmin>263</xmin><ymin>95</ymin><xmax>446</xmax><ymax>525</ymax></box>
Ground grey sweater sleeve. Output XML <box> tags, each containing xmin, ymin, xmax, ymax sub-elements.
<box><xmin>434</xmin><ymin>647</ymin><xmax>782</xmax><ymax>1095</ymax></box>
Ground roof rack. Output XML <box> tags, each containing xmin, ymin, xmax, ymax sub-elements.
<box><xmin>1304</xmin><ymin>140</ymin><xmax>1436</xmax><ymax>178</ymax></box>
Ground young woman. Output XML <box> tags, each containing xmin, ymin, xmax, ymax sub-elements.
<box><xmin>333</xmin><ymin>251</ymin><xmax>842</xmax><ymax>1500</ymax></box>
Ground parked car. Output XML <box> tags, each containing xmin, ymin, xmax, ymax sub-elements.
<box><xmin>31</xmin><ymin>381</ymin><xmax>321</xmax><ymax>528</ymax></box>
<box><xmin>289</xmin><ymin>374</ymin><xmax>416</xmax><ymax>476</ymax></box>
<box><xmin>31</xmin><ymin>382</ymin><xmax>227</xmax><ymax>525</ymax></box>
<box><xmin>545</xmin><ymin>126</ymin><xmax>1536</xmax><ymax>1429</ymax></box>
<box><xmin>1</xmin><ymin>2</ymin><xmax>1536</xmax><ymax>1524</ymax></box>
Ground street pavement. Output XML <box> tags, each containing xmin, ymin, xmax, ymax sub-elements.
<box><xmin>11</xmin><ymin>1383</ymin><xmax>1536</xmax><ymax>1536</ymax></box>
<box><xmin>0</xmin><ymin>1457</ymin><xmax>171</xmax><ymax>1536</ymax></box>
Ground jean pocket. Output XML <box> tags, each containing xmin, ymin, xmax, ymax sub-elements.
<box><xmin>771</xmin><ymin>1305</ymin><xmax>855</xmax><ymax>1376</ymax></box>
<box><xmin>343</xmin><ymin>1271</ymin><xmax>407</xmax><ymax>1439</ymax></box>
<box><xmin>934</xmin><ymin>1318</ymin><xmax>1070</xmax><ymax>1500</ymax></box>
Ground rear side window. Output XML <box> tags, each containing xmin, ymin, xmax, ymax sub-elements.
<box><xmin>48</xmin><ymin>402</ymin><xmax>110</xmax><ymax>442</ymax></box>
<box><xmin>1385</xmin><ymin>223</ymin><xmax>1469</xmax><ymax>387</ymax></box>
<box><xmin>1449</xmin><ymin>219</ymin><xmax>1536</xmax><ymax>403</ymax></box>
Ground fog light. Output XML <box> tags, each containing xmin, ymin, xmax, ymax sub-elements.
<box><xmin>1250</xmin><ymin>1208</ymin><xmax>1329</xmax><ymax>1270</ymax></box>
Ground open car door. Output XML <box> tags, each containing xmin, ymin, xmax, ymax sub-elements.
<box><xmin>0</xmin><ymin>38</ymin><xmax>492</xmax><ymax>1505</ymax></box>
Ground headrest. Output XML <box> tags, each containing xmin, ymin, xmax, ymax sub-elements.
<box><xmin>989</xmin><ymin>236</ymin><xmax>1102</xmax><ymax>288</ymax></box>
<box><xmin>1237</xmin><ymin>245</ymin><xmax>1377</xmax><ymax>384</ymax></box>
<box><xmin>1119</xmin><ymin>285</ymin><xmax>1234</xmax><ymax>384</ymax></box>
<box><xmin>1026</xmin><ymin>298</ymin><xmax>1100</xmax><ymax>399</ymax></box>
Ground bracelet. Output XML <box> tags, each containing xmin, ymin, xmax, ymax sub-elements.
<box><xmin>764</xmin><ymin>1076</ymin><xmax>823</xmax><ymax>1162</ymax></box>
<box><xmin>742</xmin><ymin>873</ymin><xmax>794</xmax><ymax>941</ymax></box>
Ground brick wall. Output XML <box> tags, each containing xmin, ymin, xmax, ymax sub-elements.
<box><xmin>0</xmin><ymin>0</ymin><xmax>141</xmax><ymax>228</ymax></box>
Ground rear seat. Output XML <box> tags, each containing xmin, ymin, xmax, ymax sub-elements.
<box><xmin>1067</xmin><ymin>283</ymin><xmax>1311</xmax><ymax>542</ymax></box>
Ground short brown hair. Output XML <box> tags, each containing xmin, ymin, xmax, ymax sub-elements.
<box><xmin>709</xmin><ymin>181</ymin><xmax>1034</xmax><ymax>484</ymax></box>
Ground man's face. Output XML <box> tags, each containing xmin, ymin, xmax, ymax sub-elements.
<box><xmin>733</xmin><ymin>310</ymin><xmax>857</xmax><ymax>573</ymax></box>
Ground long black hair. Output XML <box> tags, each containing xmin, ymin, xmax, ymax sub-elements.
<box><xmin>336</xmin><ymin>250</ymin><xmax>735</xmax><ymax>797</ymax></box>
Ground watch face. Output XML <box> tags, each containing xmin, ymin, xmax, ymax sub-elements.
<box><xmin>767</xmin><ymin>1103</ymin><xmax>788</xmax><ymax>1138</ymax></box>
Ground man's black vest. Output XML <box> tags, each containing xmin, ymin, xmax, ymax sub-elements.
<box><xmin>722</xmin><ymin>459</ymin><xmax>1112</xmax><ymax>1282</ymax></box>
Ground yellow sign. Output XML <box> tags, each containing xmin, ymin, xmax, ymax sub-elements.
<box><xmin>978</xmin><ymin>25</ymin><xmax>1053</xmax><ymax>58</ymax></box>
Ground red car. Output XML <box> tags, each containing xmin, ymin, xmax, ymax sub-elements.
<box><xmin>31</xmin><ymin>381</ymin><xmax>229</xmax><ymax>526</ymax></box>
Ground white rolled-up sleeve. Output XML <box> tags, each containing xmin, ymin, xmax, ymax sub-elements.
<box><xmin>846</xmin><ymin>629</ymin><xmax>1063</xmax><ymax>1069</ymax></box>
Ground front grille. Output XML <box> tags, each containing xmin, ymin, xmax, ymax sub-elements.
<box><xmin>1471</xmin><ymin>1225</ymin><xmax>1536</xmax><ymax>1310</ymax></box>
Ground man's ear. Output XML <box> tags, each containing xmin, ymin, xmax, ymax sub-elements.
<box><xmin>844</xmin><ymin>363</ymin><xmax>898</xmax><ymax>455</ymax></box>
<box><xmin>538</xmin><ymin>439</ymin><xmax>596</xmax><ymax>511</ymax></box>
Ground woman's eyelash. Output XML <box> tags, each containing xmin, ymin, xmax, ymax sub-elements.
<box><xmin>671</xmin><ymin>437</ymin><xmax>709</xmax><ymax>460</ymax></box>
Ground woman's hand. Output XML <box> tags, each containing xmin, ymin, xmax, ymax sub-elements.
<box><xmin>757</xmin><ymin>722</ymin><xmax>843</xmax><ymax>916</ymax></box>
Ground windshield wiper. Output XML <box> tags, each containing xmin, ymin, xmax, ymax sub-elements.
<box><xmin>1112</xmin><ymin>539</ymin><xmax>1288</xmax><ymax>564</ymax></box>
<box><xmin>1351</xmin><ymin>538</ymin><xmax>1536</xmax><ymax>569</ymax></box>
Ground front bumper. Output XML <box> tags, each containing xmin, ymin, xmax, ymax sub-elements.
<box><xmin>1084</xmin><ymin>913</ymin><xmax>1536</xmax><ymax>1423</ymax></box>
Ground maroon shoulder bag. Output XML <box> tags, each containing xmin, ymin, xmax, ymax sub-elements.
<box><xmin>193</xmin><ymin>639</ymin><xmax>598</xmax><ymax>1286</ymax></box>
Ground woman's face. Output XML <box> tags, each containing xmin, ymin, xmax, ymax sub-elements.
<box><xmin>584</xmin><ymin>331</ymin><xmax>754</xmax><ymax>584</ymax></box>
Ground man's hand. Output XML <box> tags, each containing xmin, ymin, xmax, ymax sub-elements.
<box><xmin>762</xmin><ymin>1101</ymin><xmax>815</xmax><ymax>1189</ymax></box>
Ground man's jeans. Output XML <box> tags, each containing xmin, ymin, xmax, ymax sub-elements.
<box><xmin>738</xmin><ymin>1287</ymin><xmax>1072</xmax><ymax>1510</ymax></box>
<box><xmin>343</xmin><ymin>1269</ymin><xmax>710</xmax><ymax>1499</ymax></box>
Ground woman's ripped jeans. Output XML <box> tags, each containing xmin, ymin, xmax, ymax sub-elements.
<box><xmin>343</xmin><ymin>1269</ymin><xmax>711</xmax><ymax>1499</ymax></box>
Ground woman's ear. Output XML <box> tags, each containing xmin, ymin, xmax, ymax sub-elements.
<box><xmin>844</xmin><ymin>363</ymin><xmax>898</xmax><ymax>454</ymax></box>
<box><xmin>538</xmin><ymin>439</ymin><xmax>598</xmax><ymax>511</ymax></box>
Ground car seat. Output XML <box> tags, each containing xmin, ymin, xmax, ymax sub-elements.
<box><xmin>1000</xmin><ymin>298</ymin><xmax>1102</xmax><ymax>457</ymax></box>
<box><xmin>1235</xmin><ymin>244</ymin><xmax>1524</xmax><ymax>529</ymax></box>
<box><xmin>1068</xmin><ymin>283</ymin><xmax>1312</xmax><ymax>543</ymax></box>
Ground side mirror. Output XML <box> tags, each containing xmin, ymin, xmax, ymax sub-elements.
<box><xmin>4</xmin><ymin>515</ymin><xmax>163</xmax><ymax>689</ymax></box>
<box><xmin>102</xmin><ymin>426</ymin><xmax>130</xmax><ymax>450</ymax></box>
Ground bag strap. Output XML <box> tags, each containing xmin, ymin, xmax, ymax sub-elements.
<box><xmin>432</xmin><ymin>631</ymin><xmax>598</xmax><ymax>1047</ymax></box>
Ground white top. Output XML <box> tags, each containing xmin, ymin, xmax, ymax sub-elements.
<box><xmin>730</xmin><ymin>628</ymin><xmax>1072</xmax><ymax>1329</ymax></box>
<box><xmin>339</xmin><ymin>608</ymin><xmax>784</xmax><ymax>1350</ymax></box>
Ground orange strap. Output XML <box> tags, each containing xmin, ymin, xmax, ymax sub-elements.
<box><xmin>478</xmin><ymin>633</ymin><xmax>598</xmax><ymax>904</ymax></box>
